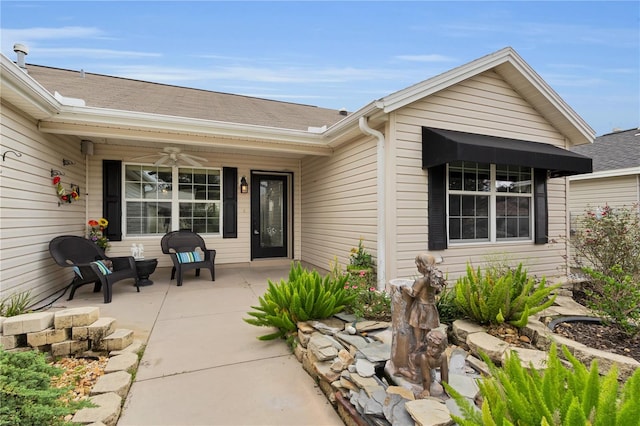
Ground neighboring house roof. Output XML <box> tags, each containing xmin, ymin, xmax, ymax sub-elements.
<box><xmin>1</xmin><ymin>46</ymin><xmax>595</xmax><ymax>152</ymax></box>
<box><xmin>24</xmin><ymin>65</ymin><xmax>346</xmax><ymax>132</ymax></box>
<box><xmin>571</xmin><ymin>128</ymin><xmax>640</xmax><ymax>173</ymax></box>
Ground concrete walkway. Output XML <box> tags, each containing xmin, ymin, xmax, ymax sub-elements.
<box><xmin>52</xmin><ymin>263</ymin><xmax>343</xmax><ymax>426</ymax></box>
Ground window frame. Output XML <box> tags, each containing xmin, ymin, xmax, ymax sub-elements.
<box><xmin>446</xmin><ymin>162</ymin><xmax>534</xmax><ymax>245</ymax></box>
<box><xmin>123</xmin><ymin>163</ymin><xmax>223</xmax><ymax>237</ymax></box>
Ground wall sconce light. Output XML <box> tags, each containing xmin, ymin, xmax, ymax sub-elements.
<box><xmin>240</xmin><ymin>176</ymin><xmax>249</xmax><ymax>194</ymax></box>
<box><xmin>62</xmin><ymin>158</ymin><xmax>75</xmax><ymax>166</ymax></box>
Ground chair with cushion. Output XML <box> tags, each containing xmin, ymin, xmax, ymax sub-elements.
<box><xmin>160</xmin><ymin>230</ymin><xmax>216</xmax><ymax>286</ymax></box>
<box><xmin>49</xmin><ymin>235</ymin><xmax>139</xmax><ymax>303</ymax></box>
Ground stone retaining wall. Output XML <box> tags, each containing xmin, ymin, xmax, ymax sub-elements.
<box><xmin>0</xmin><ymin>308</ymin><xmax>143</xmax><ymax>426</ymax></box>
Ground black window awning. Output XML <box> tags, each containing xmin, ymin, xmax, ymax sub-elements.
<box><xmin>422</xmin><ymin>127</ymin><xmax>592</xmax><ymax>177</ymax></box>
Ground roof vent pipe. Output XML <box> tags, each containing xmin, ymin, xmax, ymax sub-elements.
<box><xmin>13</xmin><ymin>43</ymin><xmax>29</xmax><ymax>71</ymax></box>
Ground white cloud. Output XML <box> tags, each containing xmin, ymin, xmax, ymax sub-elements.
<box><xmin>2</xmin><ymin>26</ymin><xmax>104</xmax><ymax>41</ymax></box>
<box><xmin>35</xmin><ymin>47</ymin><xmax>162</xmax><ymax>59</ymax></box>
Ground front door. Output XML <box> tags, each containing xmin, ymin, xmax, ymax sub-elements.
<box><xmin>251</xmin><ymin>173</ymin><xmax>289</xmax><ymax>259</ymax></box>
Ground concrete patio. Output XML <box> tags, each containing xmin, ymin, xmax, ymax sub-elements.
<box><xmin>51</xmin><ymin>262</ymin><xmax>343</xmax><ymax>426</ymax></box>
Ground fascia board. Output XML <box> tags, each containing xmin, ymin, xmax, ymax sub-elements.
<box><xmin>569</xmin><ymin>166</ymin><xmax>640</xmax><ymax>181</ymax></box>
<box><xmin>0</xmin><ymin>54</ymin><xmax>61</xmax><ymax>119</ymax></box>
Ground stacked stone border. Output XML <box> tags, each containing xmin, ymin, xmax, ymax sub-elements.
<box><xmin>291</xmin><ymin>294</ymin><xmax>640</xmax><ymax>426</ymax></box>
<box><xmin>0</xmin><ymin>307</ymin><xmax>143</xmax><ymax>426</ymax></box>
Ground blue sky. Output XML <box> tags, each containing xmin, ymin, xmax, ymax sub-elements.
<box><xmin>1</xmin><ymin>1</ymin><xmax>638</xmax><ymax>136</ymax></box>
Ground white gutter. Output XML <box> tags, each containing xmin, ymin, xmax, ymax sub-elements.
<box><xmin>359</xmin><ymin>116</ymin><xmax>386</xmax><ymax>290</ymax></box>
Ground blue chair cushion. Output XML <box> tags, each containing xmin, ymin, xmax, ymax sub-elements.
<box><xmin>176</xmin><ymin>251</ymin><xmax>202</xmax><ymax>263</ymax></box>
<box><xmin>92</xmin><ymin>260</ymin><xmax>113</xmax><ymax>275</ymax></box>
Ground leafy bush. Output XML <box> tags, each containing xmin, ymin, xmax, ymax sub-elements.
<box><xmin>244</xmin><ymin>262</ymin><xmax>357</xmax><ymax>340</ymax></box>
<box><xmin>343</xmin><ymin>269</ymin><xmax>390</xmax><ymax>321</ymax></box>
<box><xmin>348</xmin><ymin>238</ymin><xmax>374</xmax><ymax>269</ymax></box>
<box><xmin>444</xmin><ymin>343</ymin><xmax>640</xmax><ymax>426</ymax></box>
<box><xmin>454</xmin><ymin>263</ymin><xmax>560</xmax><ymax>327</ymax></box>
<box><xmin>0</xmin><ymin>291</ymin><xmax>32</xmax><ymax>317</ymax></box>
<box><xmin>436</xmin><ymin>285</ymin><xmax>464</xmax><ymax>324</ymax></box>
<box><xmin>582</xmin><ymin>265</ymin><xmax>640</xmax><ymax>335</ymax></box>
<box><xmin>571</xmin><ymin>204</ymin><xmax>640</xmax><ymax>280</ymax></box>
<box><xmin>0</xmin><ymin>349</ymin><xmax>91</xmax><ymax>426</ymax></box>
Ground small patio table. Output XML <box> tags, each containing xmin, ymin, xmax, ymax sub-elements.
<box><xmin>135</xmin><ymin>258</ymin><xmax>158</xmax><ymax>286</ymax></box>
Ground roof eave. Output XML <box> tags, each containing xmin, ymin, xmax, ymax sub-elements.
<box><xmin>0</xmin><ymin>54</ymin><xmax>61</xmax><ymax>119</ymax></box>
<box><xmin>38</xmin><ymin>106</ymin><xmax>334</xmax><ymax>156</ymax></box>
<box><xmin>569</xmin><ymin>166</ymin><xmax>640</xmax><ymax>181</ymax></box>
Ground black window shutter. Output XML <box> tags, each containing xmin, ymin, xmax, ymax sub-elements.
<box><xmin>428</xmin><ymin>164</ymin><xmax>448</xmax><ymax>250</ymax></box>
<box><xmin>533</xmin><ymin>168</ymin><xmax>548</xmax><ymax>245</ymax></box>
<box><xmin>102</xmin><ymin>160</ymin><xmax>122</xmax><ymax>241</ymax></box>
<box><xmin>222</xmin><ymin>167</ymin><xmax>238</xmax><ymax>238</ymax></box>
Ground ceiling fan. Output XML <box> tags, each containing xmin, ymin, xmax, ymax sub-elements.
<box><xmin>132</xmin><ymin>147</ymin><xmax>205</xmax><ymax>167</ymax></box>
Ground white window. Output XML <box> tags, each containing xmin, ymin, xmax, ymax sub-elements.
<box><xmin>447</xmin><ymin>161</ymin><xmax>532</xmax><ymax>243</ymax></box>
<box><xmin>124</xmin><ymin>164</ymin><xmax>221</xmax><ymax>236</ymax></box>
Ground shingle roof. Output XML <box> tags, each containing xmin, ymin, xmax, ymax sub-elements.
<box><xmin>24</xmin><ymin>64</ymin><xmax>347</xmax><ymax>131</ymax></box>
<box><xmin>571</xmin><ymin>128</ymin><xmax>640</xmax><ymax>172</ymax></box>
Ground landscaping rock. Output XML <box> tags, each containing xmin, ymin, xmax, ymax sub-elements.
<box><xmin>72</xmin><ymin>392</ymin><xmax>121</xmax><ymax>426</ymax></box>
<box><xmin>104</xmin><ymin>353</ymin><xmax>138</xmax><ymax>374</ymax></box>
<box><xmin>405</xmin><ymin>399</ymin><xmax>454</xmax><ymax>426</ymax></box>
<box><xmin>466</xmin><ymin>332</ymin><xmax>509</xmax><ymax>364</ymax></box>
<box><xmin>90</xmin><ymin>370</ymin><xmax>131</xmax><ymax>399</ymax></box>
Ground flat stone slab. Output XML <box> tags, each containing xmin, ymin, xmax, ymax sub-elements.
<box><xmin>405</xmin><ymin>399</ymin><xmax>454</xmax><ymax>426</ymax></box>
<box><xmin>447</xmin><ymin>372</ymin><xmax>479</xmax><ymax>399</ymax></box>
<box><xmin>355</xmin><ymin>320</ymin><xmax>391</xmax><ymax>332</ymax></box>
<box><xmin>452</xmin><ymin>319</ymin><xmax>485</xmax><ymax>344</ymax></box>
<box><xmin>503</xmin><ymin>347</ymin><xmax>549</xmax><ymax>370</ymax></box>
<box><xmin>572</xmin><ymin>345</ymin><xmax>640</xmax><ymax>381</ymax></box>
<box><xmin>308</xmin><ymin>333</ymin><xmax>339</xmax><ymax>361</ymax></box>
<box><xmin>72</xmin><ymin>392</ymin><xmax>121</xmax><ymax>426</ymax></box>
<box><xmin>91</xmin><ymin>370</ymin><xmax>131</xmax><ymax>399</ymax></box>
<box><xmin>466</xmin><ymin>332</ymin><xmax>510</xmax><ymax>364</ymax></box>
<box><xmin>104</xmin><ymin>352</ymin><xmax>139</xmax><ymax>374</ymax></box>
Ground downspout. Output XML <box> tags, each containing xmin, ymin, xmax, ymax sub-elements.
<box><xmin>358</xmin><ymin>116</ymin><xmax>386</xmax><ymax>290</ymax></box>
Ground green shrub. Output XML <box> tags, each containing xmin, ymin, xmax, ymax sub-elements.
<box><xmin>348</xmin><ymin>237</ymin><xmax>374</xmax><ymax>270</ymax></box>
<box><xmin>343</xmin><ymin>269</ymin><xmax>390</xmax><ymax>321</ymax></box>
<box><xmin>571</xmin><ymin>204</ymin><xmax>640</xmax><ymax>280</ymax></box>
<box><xmin>0</xmin><ymin>349</ymin><xmax>91</xmax><ymax>426</ymax></box>
<box><xmin>244</xmin><ymin>262</ymin><xmax>357</xmax><ymax>340</ymax></box>
<box><xmin>582</xmin><ymin>265</ymin><xmax>640</xmax><ymax>335</ymax></box>
<box><xmin>436</xmin><ymin>285</ymin><xmax>464</xmax><ymax>324</ymax></box>
<box><xmin>454</xmin><ymin>263</ymin><xmax>560</xmax><ymax>327</ymax></box>
<box><xmin>0</xmin><ymin>291</ymin><xmax>32</xmax><ymax>317</ymax></box>
<box><xmin>444</xmin><ymin>343</ymin><xmax>640</xmax><ymax>426</ymax></box>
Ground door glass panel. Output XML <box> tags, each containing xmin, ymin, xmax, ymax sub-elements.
<box><xmin>260</xmin><ymin>179</ymin><xmax>284</xmax><ymax>248</ymax></box>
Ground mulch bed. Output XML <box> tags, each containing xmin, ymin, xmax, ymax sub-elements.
<box><xmin>552</xmin><ymin>321</ymin><xmax>640</xmax><ymax>362</ymax></box>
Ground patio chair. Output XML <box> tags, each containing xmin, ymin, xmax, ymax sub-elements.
<box><xmin>160</xmin><ymin>230</ymin><xmax>216</xmax><ymax>286</ymax></box>
<box><xmin>49</xmin><ymin>235</ymin><xmax>139</xmax><ymax>303</ymax></box>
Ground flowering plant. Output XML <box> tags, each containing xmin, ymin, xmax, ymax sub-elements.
<box><xmin>349</xmin><ymin>238</ymin><xmax>374</xmax><ymax>269</ymax></box>
<box><xmin>88</xmin><ymin>218</ymin><xmax>110</xmax><ymax>251</ymax></box>
<box><xmin>52</xmin><ymin>176</ymin><xmax>80</xmax><ymax>204</ymax></box>
<box><xmin>343</xmin><ymin>269</ymin><xmax>390</xmax><ymax>321</ymax></box>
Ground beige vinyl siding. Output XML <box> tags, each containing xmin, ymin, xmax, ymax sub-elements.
<box><xmin>389</xmin><ymin>70</ymin><xmax>571</xmax><ymax>283</ymax></box>
<box><xmin>300</xmin><ymin>135</ymin><xmax>378</xmax><ymax>272</ymax></box>
<box><xmin>0</xmin><ymin>101</ymin><xmax>86</xmax><ymax>300</ymax></box>
<box><xmin>88</xmin><ymin>144</ymin><xmax>302</xmax><ymax>269</ymax></box>
<box><xmin>569</xmin><ymin>175</ymin><xmax>640</xmax><ymax>216</ymax></box>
